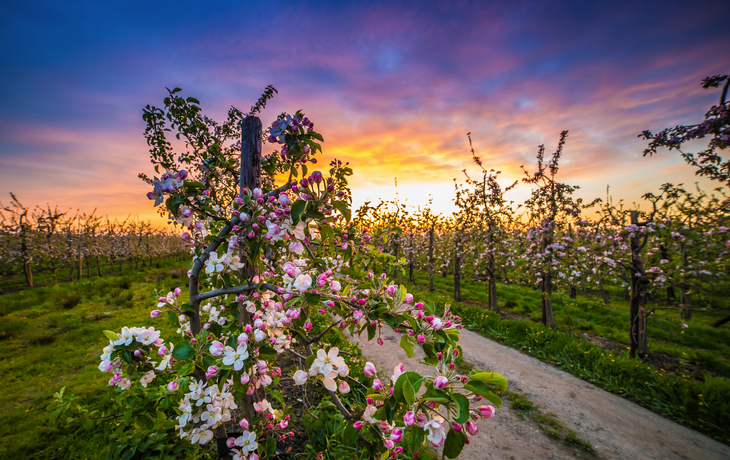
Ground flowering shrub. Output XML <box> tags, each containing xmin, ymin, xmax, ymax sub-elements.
<box><xmin>97</xmin><ymin>88</ymin><xmax>506</xmax><ymax>459</ymax></box>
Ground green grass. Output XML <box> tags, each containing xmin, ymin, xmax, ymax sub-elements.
<box><xmin>0</xmin><ymin>261</ymin><xmax>190</xmax><ymax>459</ymax></box>
<box><xmin>502</xmin><ymin>389</ymin><xmax>595</xmax><ymax>455</ymax></box>
<box><xmin>408</xmin><ymin>270</ymin><xmax>730</xmax><ymax>379</ymax></box>
<box><xmin>0</xmin><ymin>253</ymin><xmax>187</xmax><ymax>293</ymax></box>
<box><xmin>395</xmin><ymin>272</ymin><xmax>730</xmax><ymax>446</ymax></box>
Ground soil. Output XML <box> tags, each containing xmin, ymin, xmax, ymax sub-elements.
<box><xmin>349</xmin><ymin>326</ymin><xmax>730</xmax><ymax>460</ymax></box>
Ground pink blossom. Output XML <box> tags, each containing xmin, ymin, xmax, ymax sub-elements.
<box><xmin>364</xmin><ymin>362</ymin><xmax>376</xmax><ymax>377</ymax></box>
<box><xmin>209</xmin><ymin>341</ymin><xmax>225</xmax><ymax>357</ymax></box>
<box><xmin>434</xmin><ymin>376</ymin><xmax>448</xmax><ymax>389</ymax></box>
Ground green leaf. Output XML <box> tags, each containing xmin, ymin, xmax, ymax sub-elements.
<box><xmin>374</xmin><ymin>405</ymin><xmax>387</xmax><ymax>421</ymax></box>
<box><xmin>469</xmin><ymin>371</ymin><xmax>508</xmax><ymax>391</ymax></box>
<box><xmin>265</xmin><ymin>438</ymin><xmax>276</xmax><ymax>457</ymax></box>
<box><xmin>301</xmin><ymin>164</ymin><xmax>308</xmax><ymax>177</ymax></box>
<box><xmin>394</xmin><ymin>372</ymin><xmax>422</xmax><ymax>403</ymax></box>
<box><xmin>310</xmin><ymin>131</ymin><xmax>324</xmax><ymax>142</ymax></box>
<box><xmin>464</xmin><ymin>382</ymin><xmax>502</xmax><ymax>408</ymax></box>
<box><xmin>222</xmin><ymin>273</ymin><xmax>231</xmax><ymax>289</ymax></box>
<box><xmin>258</xmin><ymin>346</ymin><xmax>277</xmax><ymax>358</ymax></box>
<box><xmin>305</xmin><ymin>293</ymin><xmax>321</xmax><ymax>305</ymax></box>
<box><xmin>186</xmin><ymin>96</ymin><xmax>200</xmax><ymax>104</ymax></box>
<box><xmin>398</xmin><ymin>285</ymin><xmax>407</xmax><ymax>304</ymax></box>
<box><xmin>443</xmin><ymin>428</ymin><xmax>466</xmax><ymax>458</ymax></box>
<box><xmin>303</xmin><ymin>210</ymin><xmax>326</xmax><ymax>221</ymax></box>
<box><xmin>422</xmin><ymin>388</ymin><xmax>450</xmax><ymax>404</ymax></box>
<box><xmin>177</xmin><ymin>362</ymin><xmax>195</xmax><ymax>376</ymax></box>
<box><xmin>49</xmin><ymin>408</ymin><xmax>62</xmax><ymax>422</ymax></box>
<box><xmin>400</xmin><ymin>334</ymin><xmax>415</xmax><ymax>358</ymax></box>
<box><xmin>184</xmin><ymin>181</ymin><xmax>205</xmax><ymax>189</ymax></box>
<box><xmin>367</xmin><ymin>325</ymin><xmax>376</xmax><ymax>341</ymax></box>
<box><xmin>306</xmin><ymin>353</ymin><xmax>316</xmax><ymax>368</ymax></box>
<box><xmin>291</xmin><ymin>200</ymin><xmax>307</xmax><ymax>225</ymax></box>
<box><xmin>103</xmin><ymin>330</ymin><xmax>119</xmax><ymax>341</ymax></box>
<box><xmin>342</xmin><ymin>423</ymin><xmax>359</xmax><ymax>445</ymax></box>
<box><xmin>332</xmin><ymin>200</ymin><xmax>352</xmax><ymax>222</ymax></box>
<box><xmin>406</xmin><ymin>426</ymin><xmax>425</xmax><ymax>452</ymax></box>
<box><xmin>181</xmin><ymin>303</ymin><xmax>196</xmax><ymax>312</ymax></box>
<box><xmin>403</xmin><ymin>380</ymin><xmax>416</xmax><ymax>405</ymax></box>
<box><xmin>172</xmin><ymin>341</ymin><xmax>195</xmax><ymax>360</ymax></box>
<box><xmin>454</xmin><ymin>393</ymin><xmax>470</xmax><ymax>424</ymax></box>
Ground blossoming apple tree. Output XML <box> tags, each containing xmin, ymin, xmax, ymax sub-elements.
<box><xmin>97</xmin><ymin>88</ymin><xmax>507</xmax><ymax>459</ymax></box>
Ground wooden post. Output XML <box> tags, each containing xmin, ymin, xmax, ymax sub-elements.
<box><xmin>237</xmin><ymin>116</ymin><xmax>264</xmax><ymax>430</ymax></box>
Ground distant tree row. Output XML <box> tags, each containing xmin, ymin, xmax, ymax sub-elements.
<box><xmin>0</xmin><ymin>193</ymin><xmax>186</xmax><ymax>288</ymax></box>
<box><xmin>354</xmin><ymin>75</ymin><xmax>730</xmax><ymax>358</ymax></box>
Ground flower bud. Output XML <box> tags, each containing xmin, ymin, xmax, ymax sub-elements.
<box><xmin>434</xmin><ymin>376</ymin><xmax>449</xmax><ymax>389</ymax></box>
<box><xmin>465</xmin><ymin>420</ymin><xmax>478</xmax><ymax>436</ymax></box>
<box><xmin>479</xmin><ymin>405</ymin><xmax>496</xmax><ymax>419</ymax></box>
<box><xmin>372</xmin><ymin>378</ymin><xmax>382</xmax><ymax>390</ymax></box>
<box><xmin>403</xmin><ymin>411</ymin><xmax>415</xmax><ymax>426</ymax></box>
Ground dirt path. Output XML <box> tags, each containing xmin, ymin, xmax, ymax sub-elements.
<box><xmin>349</xmin><ymin>327</ymin><xmax>730</xmax><ymax>460</ymax></box>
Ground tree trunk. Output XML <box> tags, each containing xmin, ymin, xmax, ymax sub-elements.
<box><xmin>408</xmin><ymin>261</ymin><xmax>414</xmax><ymax>283</ymax></box>
<box><xmin>541</xmin><ymin>236</ymin><xmax>555</xmax><ymax>327</ymax></box>
<box><xmin>713</xmin><ymin>314</ymin><xmax>730</xmax><ymax>328</ymax></box>
<box><xmin>629</xmin><ymin>211</ymin><xmax>650</xmax><ymax>359</ymax></box>
<box><xmin>541</xmin><ymin>274</ymin><xmax>555</xmax><ymax>327</ymax></box>
<box><xmin>453</xmin><ymin>241</ymin><xmax>462</xmax><ymax>302</ymax></box>
<box><xmin>487</xmin><ymin>254</ymin><xmax>498</xmax><ymax>311</ymax></box>
<box><xmin>428</xmin><ymin>226</ymin><xmax>434</xmax><ymax>292</ymax></box>
<box><xmin>682</xmin><ymin>288</ymin><xmax>692</xmax><ymax>321</ymax></box>
<box><xmin>569</xmin><ymin>286</ymin><xmax>577</xmax><ymax>299</ymax></box>
<box><xmin>77</xmin><ymin>247</ymin><xmax>83</xmax><ymax>281</ymax></box>
<box><xmin>600</xmin><ymin>285</ymin><xmax>610</xmax><ymax>306</ymax></box>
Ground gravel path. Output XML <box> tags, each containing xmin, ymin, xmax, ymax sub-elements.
<box><xmin>349</xmin><ymin>326</ymin><xmax>730</xmax><ymax>460</ymax></box>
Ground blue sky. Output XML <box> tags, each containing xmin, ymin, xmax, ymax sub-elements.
<box><xmin>1</xmin><ymin>0</ymin><xmax>729</xmax><ymax>221</ymax></box>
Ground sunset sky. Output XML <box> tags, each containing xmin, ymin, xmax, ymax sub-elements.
<box><xmin>1</xmin><ymin>0</ymin><xmax>729</xmax><ymax>225</ymax></box>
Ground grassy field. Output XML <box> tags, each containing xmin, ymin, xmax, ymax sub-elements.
<box><xmin>0</xmin><ymin>262</ymin><xmax>190</xmax><ymax>459</ymax></box>
<box><xmin>2</xmin><ymin>262</ymin><xmax>729</xmax><ymax>458</ymax></box>
<box><xmin>396</xmin><ymin>269</ymin><xmax>730</xmax><ymax>445</ymax></box>
<box><xmin>0</xmin><ymin>264</ymin><xmax>441</xmax><ymax>460</ymax></box>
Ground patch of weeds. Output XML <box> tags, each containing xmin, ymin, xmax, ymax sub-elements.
<box><xmin>456</xmin><ymin>357</ymin><xmax>475</xmax><ymax>373</ymax></box>
<box><xmin>60</xmin><ymin>293</ymin><xmax>82</xmax><ymax>310</ymax></box>
<box><xmin>30</xmin><ymin>332</ymin><xmax>57</xmax><ymax>345</ymax></box>
<box><xmin>565</xmin><ymin>431</ymin><xmax>594</xmax><ymax>451</ymax></box>
<box><xmin>506</xmin><ymin>391</ymin><xmax>535</xmax><ymax>411</ymax></box>
<box><xmin>504</xmin><ymin>390</ymin><xmax>595</xmax><ymax>456</ymax></box>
